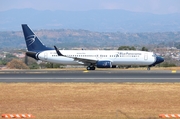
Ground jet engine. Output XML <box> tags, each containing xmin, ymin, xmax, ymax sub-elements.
<box><xmin>96</xmin><ymin>61</ymin><xmax>112</xmax><ymax>68</ymax></box>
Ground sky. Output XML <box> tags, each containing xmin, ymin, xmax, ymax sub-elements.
<box><xmin>0</xmin><ymin>0</ymin><xmax>180</xmax><ymax>14</ymax></box>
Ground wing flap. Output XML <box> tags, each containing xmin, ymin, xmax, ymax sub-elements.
<box><xmin>73</xmin><ymin>57</ymin><xmax>97</xmax><ymax>64</ymax></box>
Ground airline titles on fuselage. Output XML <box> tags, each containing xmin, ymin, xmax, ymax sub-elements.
<box><xmin>50</xmin><ymin>51</ymin><xmax>142</xmax><ymax>58</ymax></box>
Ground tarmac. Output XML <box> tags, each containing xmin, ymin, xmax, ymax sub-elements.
<box><xmin>0</xmin><ymin>69</ymin><xmax>180</xmax><ymax>83</ymax></box>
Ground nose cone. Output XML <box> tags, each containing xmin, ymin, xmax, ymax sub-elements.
<box><xmin>149</xmin><ymin>55</ymin><xmax>164</xmax><ymax>67</ymax></box>
<box><xmin>156</xmin><ymin>56</ymin><xmax>164</xmax><ymax>64</ymax></box>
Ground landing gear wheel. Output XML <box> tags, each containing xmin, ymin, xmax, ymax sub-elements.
<box><xmin>87</xmin><ymin>66</ymin><xmax>90</xmax><ymax>70</ymax></box>
<box><xmin>92</xmin><ymin>66</ymin><xmax>95</xmax><ymax>70</ymax></box>
<box><xmin>147</xmin><ymin>67</ymin><xmax>150</xmax><ymax>70</ymax></box>
<box><xmin>87</xmin><ymin>66</ymin><xmax>96</xmax><ymax>70</ymax></box>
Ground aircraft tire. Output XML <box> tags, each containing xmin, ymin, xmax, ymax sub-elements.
<box><xmin>87</xmin><ymin>66</ymin><xmax>90</xmax><ymax>70</ymax></box>
<box><xmin>87</xmin><ymin>66</ymin><xmax>96</xmax><ymax>70</ymax></box>
<box><xmin>91</xmin><ymin>66</ymin><xmax>95</xmax><ymax>70</ymax></box>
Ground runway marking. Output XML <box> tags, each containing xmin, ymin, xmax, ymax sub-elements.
<box><xmin>83</xmin><ymin>70</ymin><xmax>89</xmax><ymax>73</ymax></box>
<box><xmin>172</xmin><ymin>70</ymin><xmax>177</xmax><ymax>73</ymax></box>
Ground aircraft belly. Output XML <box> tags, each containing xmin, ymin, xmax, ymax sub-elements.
<box><xmin>40</xmin><ymin>57</ymin><xmax>80</xmax><ymax>65</ymax></box>
<box><xmin>113</xmin><ymin>59</ymin><xmax>154</xmax><ymax>65</ymax></box>
<box><xmin>53</xmin><ymin>59</ymin><xmax>80</xmax><ymax>65</ymax></box>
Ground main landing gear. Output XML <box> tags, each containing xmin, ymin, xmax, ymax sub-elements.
<box><xmin>147</xmin><ymin>66</ymin><xmax>151</xmax><ymax>70</ymax></box>
<box><xmin>87</xmin><ymin>65</ymin><xmax>96</xmax><ymax>70</ymax></box>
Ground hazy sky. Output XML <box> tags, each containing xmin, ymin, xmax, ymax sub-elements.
<box><xmin>0</xmin><ymin>0</ymin><xmax>180</xmax><ymax>14</ymax></box>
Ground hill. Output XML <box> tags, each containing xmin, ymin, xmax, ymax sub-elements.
<box><xmin>0</xmin><ymin>30</ymin><xmax>180</xmax><ymax>49</ymax></box>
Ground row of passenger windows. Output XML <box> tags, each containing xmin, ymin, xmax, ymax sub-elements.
<box><xmin>51</xmin><ymin>55</ymin><xmax>140</xmax><ymax>57</ymax></box>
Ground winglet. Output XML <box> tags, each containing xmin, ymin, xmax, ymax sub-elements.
<box><xmin>54</xmin><ymin>46</ymin><xmax>63</xmax><ymax>56</ymax></box>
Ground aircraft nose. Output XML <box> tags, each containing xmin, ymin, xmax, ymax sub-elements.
<box><xmin>156</xmin><ymin>56</ymin><xmax>164</xmax><ymax>64</ymax></box>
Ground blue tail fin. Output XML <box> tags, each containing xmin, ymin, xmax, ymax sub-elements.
<box><xmin>22</xmin><ymin>24</ymin><xmax>53</xmax><ymax>52</ymax></box>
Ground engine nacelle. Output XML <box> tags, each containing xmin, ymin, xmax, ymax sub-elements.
<box><xmin>96</xmin><ymin>61</ymin><xmax>112</xmax><ymax>68</ymax></box>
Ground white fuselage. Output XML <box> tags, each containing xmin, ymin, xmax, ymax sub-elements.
<box><xmin>37</xmin><ymin>50</ymin><xmax>156</xmax><ymax>66</ymax></box>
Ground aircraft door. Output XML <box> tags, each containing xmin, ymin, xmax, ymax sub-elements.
<box><xmin>96</xmin><ymin>54</ymin><xmax>99</xmax><ymax>60</ymax></box>
<box><xmin>114</xmin><ymin>54</ymin><xmax>118</xmax><ymax>60</ymax></box>
<box><xmin>96</xmin><ymin>50</ymin><xmax>101</xmax><ymax>60</ymax></box>
<box><xmin>44</xmin><ymin>52</ymin><xmax>48</xmax><ymax>60</ymax></box>
<box><xmin>144</xmin><ymin>53</ymin><xmax>148</xmax><ymax>60</ymax></box>
<box><xmin>96</xmin><ymin>54</ymin><xmax>102</xmax><ymax>60</ymax></box>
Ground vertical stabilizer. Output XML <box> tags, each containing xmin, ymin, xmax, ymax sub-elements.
<box><xmin>22</xmin><ymin>24</ymin><xmax>53</xmax><ymax>52</ymax></box>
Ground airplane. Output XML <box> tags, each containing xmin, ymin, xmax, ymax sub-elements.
<box><xmin>22</xmin><ymin>24</ymin><xmax>164</xmax><ymax>70</ymax></box>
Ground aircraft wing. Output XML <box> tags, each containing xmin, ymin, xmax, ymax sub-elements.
<box><xmin>72</xmin><ymin>57</ymin><xmax>97</xmax><ymax>64</ymax></box>
<box><xmin>54</xmin><ymin>46</ymin><xmax>97</xmax><ymax>65</ymax></box>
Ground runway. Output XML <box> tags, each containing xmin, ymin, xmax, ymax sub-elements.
<box><xmin>0</xmin><ymin>69</ymin><xmax>180</xmax><ymax>83</ymax></box>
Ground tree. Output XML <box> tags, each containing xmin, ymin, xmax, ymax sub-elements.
<box><xmin>141</xmin><ymin>47</ymin><xmax>148</xmax><ymax>51</ymax></box>
<box><xmin>45</xmin><ymin>62</ymin><xmax>64</xmax><ymax>68</ymax></box>
<box><xmin>118</xmin><ymin>46</ymin><xmax>136</xmax><ymax>50</ymax></box>
<box><xmin>28</xmin><ymin>62</ymin><xmax>39</xmax><ymax>69</ymax></box>
<box><xmin>6</xmin><ymin>59</ymin><xmax>29</xmax><ymax>69</ymax></box>
<box><xmin>25</xmin><ymin>56</ymin><xmax>40</xmax><ymax>69</ymax></box>
<box><xmin>0</xmin><ymin>53</ymin><xmax>17</xmax><ymax>65</ymax></box>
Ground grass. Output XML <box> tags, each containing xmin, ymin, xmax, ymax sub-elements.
<box><xmin>0</xmin><ymin>83</ymin><xmax>180</xmax><ymax>119</ymax></box>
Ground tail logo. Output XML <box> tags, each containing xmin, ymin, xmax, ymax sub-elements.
<box><xmin>26</xmin><ymin>35</ymin><xmax>36</xmax><ymax>46</ymax></box>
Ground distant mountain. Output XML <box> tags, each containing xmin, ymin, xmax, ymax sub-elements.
<box><xmin>1</xmin><ymin>8</ymin><xmax>180</xmax><ymax>32</ymax></box>
<box><xmin>0</xmin><ymin>30</ymin><xmax>180</xmax><ymax>49</ymax></box>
